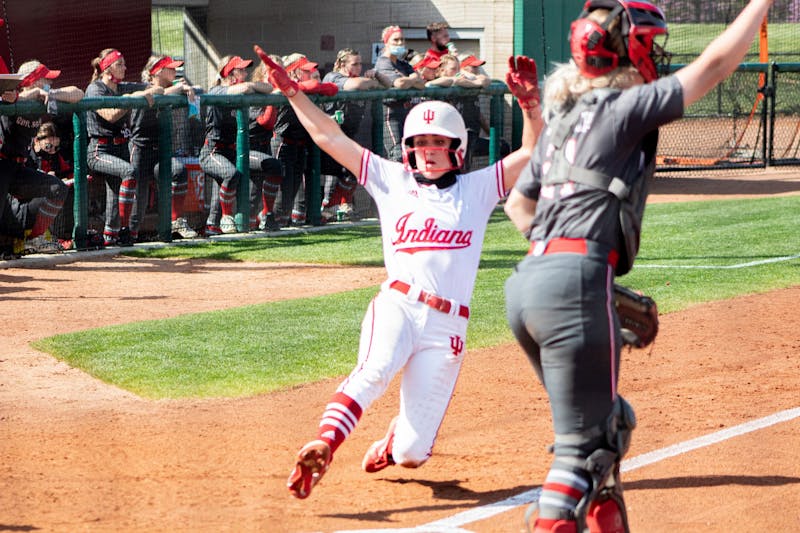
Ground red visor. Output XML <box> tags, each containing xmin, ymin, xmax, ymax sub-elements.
<box><xmin>149</xmin><ymin>56</ymin><xmax>184</xmax><ymax>75</ymax></box>
<box><xmin>286</xmin><ymin>56</ymin><xmax>318</xmax><ymax>72</ymax></box>
<box><xmin>20</xmin><ymin>64</ymin><xmax>61</xmax><ymax>87</ymax></box>
<box><xmin>414</xmin><ymin>56</ymin><xmax>441</xmax><ymax>71</ymax></box>
<box><xmin>220</xmin><ymin>56</ymin><xmax>253</xmax><ymax>78</ymax></box>
<box><xmin>460</xmin><ymin>55</ymin><xmax>486</xmax><ymax>67</ymax></box>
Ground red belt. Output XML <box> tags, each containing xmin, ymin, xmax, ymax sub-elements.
<box><xmin>0</xmin><ymin>152</ymin><xmax>28</xmax><ymax>163</ymax></box>
<box><xmin>528</xmin><ymin>237</ymin><xmax>619</xmax><ymax>268</ymax></box>
<box><xmin>389</xmin><ymin>280</ymin><xmax>470</xmax><ymax>319</ymax></box>
<box><xmin>205</xmin><ymin>140</ymin><xmax>236</xmax><ymax>150</ymax></box>
<box><xmin>96</xmin><ymin>137</ymin><xmax>128</xmax><ymax>145</ymax></box>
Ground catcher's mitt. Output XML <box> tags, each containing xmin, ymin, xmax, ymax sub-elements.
<box><xmin>614</xmin><ymin>284</ymin><xmax>658</xmax><ymax>348</ymax></box>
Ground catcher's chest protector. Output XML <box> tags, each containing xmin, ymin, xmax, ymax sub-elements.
<box><xmin>543</xmin><ymin>89</ymin><xmax>658</xmax><ymax>275</ymax></box>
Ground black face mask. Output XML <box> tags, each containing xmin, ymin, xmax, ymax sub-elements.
<box><xmin>414</xmin><ymin>171</ymin><xmax>457</xmax><ymax>189</ymax></box>
<box><xmin>36</xmin><ymin>149</ymin><xmax>58</xmax><ymax>160</ymax></box>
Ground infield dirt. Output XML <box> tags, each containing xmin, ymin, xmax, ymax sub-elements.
<box><xmin>2</xmin><ymin>167</ymin><xmax>799</xmax><ymax>532</ymax></box>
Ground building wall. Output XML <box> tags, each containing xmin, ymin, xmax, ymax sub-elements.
<box><xmin>204</xmin><ymin>0</ymin><xmax>514</xmax><ymax>80</ymax></box>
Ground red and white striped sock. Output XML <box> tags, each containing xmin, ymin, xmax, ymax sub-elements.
<box><xmin>172</xmin><ymin>181</ymin><xmax>187</xmax><ymax>220</ymax></box>
<box><xmin>29</xmin><ymin>197</ymin><xmax>63</xmax><ymax>238</ymax></box>
<box><xmin>316</xmin><ymin>392</ymin><xmax>363</xmax><ymax>454</ymax></box>
<box><xmin>537</xmin><ymin>461</ymin><xmax>589</xmax><ymax>523</ymax></box>
<box><xmin>119</xmin><ymin>178</ymin><xmax>137</xmax><ymax>226</ymax></box>
<box><xmin>219</xmin><ymin>184</ymin><xmax>236</xmax><ymax>216</ymax></box>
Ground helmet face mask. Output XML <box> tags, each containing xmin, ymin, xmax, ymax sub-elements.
<box><xmin>402</xmin><ymin>100</ymin><xmax>468</xmax><ymax>174</ymax></box>
<box><xmin>570</xmin><ymin>0</ymin><xmax>670</xmax><ymax>82</ymax></box>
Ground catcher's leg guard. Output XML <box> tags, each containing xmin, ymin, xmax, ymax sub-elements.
<box><xmin>569</xmin><ymin>396</ymin><xmax>636</xmax><ymax>533</ymax></box>
<box><xmin>586</xmin><ymin>483</ymin><xmax>629</xmax><ymax>533</ymax></box>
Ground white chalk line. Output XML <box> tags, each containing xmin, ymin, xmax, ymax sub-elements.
<box><xmin>636</xmin><ymin>253</ymin><xmax>800</xmax><ymax>269</ymax></box>
<box><xmin>335</xmin><ymin>406</ymin><xmax>800</xmax><ymax>533</ymax></box>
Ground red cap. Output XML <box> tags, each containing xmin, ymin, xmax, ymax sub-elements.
<box><xmin>460</xmin><ymin>55</ymin><xmax>486</xmax><ymax>67</ymax></box>
<box><xmin>19</xmin><ymin>62</ymin><xmax>61</xmax><ymax>88</ymax></box>
<box><xmin>286</xmin><ymin>56</ymin><xmax>318</xmax><ymax>72</ymax></box>
<box><xmin>220</xmin><ymin>56</ymin><xmax>253</xmax><ymax>78</ymax></box>
<box><xmin>413</xmin><ymin>56</ymin><xmax>441</xmax><ymax>71</ymax></box>
<box><xmin>149</xmin><ymin>56</ymin><xmax>184</xmax><ymax>75</ymax></box>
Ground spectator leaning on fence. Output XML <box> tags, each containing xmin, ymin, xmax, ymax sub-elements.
<box><xmin>0</xmin><ymin>59</ymin><xmax>83</xmax><ymax>254</ymax></box>
<box><xmin>201</xmin><ymin>54</ymin><xmax>273</xmax><ymax>235</ymax></box>
<box><xmin>86</xmin><ymin>48</ymin><xmax>161</xmax><ymax>246</ymax></box>
<box><xmin>374</xmin><ymin>25</ymin><xmax>425</xmax><ymax>162</ymax></box>
<box><xmin>453</xmin><ymin>53</ymin><xmax>507</xmax><ymax>171</ymax></box>
<box><xmin>414</xmin><ymin>56</ymin><xmax>451</xmax><ymax>87</ymax></box>
<box><xmin>320</xmin><ymin>47</ymin><xmax>381</xmax><ymax>222</ymax></box>
<box><xmin>128</xmin><ymin>54</ymin><xmax>199</xmax><ymax>241</ymax></box>
<box><xmin>248</xmin><ymin>59</ymin><xmax>284</xmax><ymax>232</ymax></box>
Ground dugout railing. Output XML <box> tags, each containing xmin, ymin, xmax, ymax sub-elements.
<box><xmin>1</xmin><ymin>64</ymin><xmax>796</xmax><ymax>249</ymax></box>
<box><xmin>1</xmin><ymin>84</ymin><xmax>510</xmax><ymax>249</ymax></box>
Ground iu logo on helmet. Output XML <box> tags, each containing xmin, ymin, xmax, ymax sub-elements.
<box><xmin>423</xmin><ymin>109</ymin><xmax>435</xmax><ymax>124</ymax></box>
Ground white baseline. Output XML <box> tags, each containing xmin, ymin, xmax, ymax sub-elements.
<box><xmin>336</xmin><ymin>406</ymin><xmax>800</xmax><ymax>533</ymax></box>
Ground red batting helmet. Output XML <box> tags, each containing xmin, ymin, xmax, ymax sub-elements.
<box><xmin>570</xmin><ymin>0</ymin><xmax>670</xmax><ymax>82</ymax></box>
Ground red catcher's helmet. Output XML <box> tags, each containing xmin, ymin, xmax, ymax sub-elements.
<box><xmin>570</xmin><ymin>0</ymin><xmax>670</xmax><ymax>82</ymax></box>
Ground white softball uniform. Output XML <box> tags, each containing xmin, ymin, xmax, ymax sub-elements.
<box><xmin>332</xmin><ymin>149</ymin><xmax>507</xmax><ymax>465</ymax></box>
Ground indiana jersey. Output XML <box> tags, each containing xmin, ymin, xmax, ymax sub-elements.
<box><xmin>358</xmin><ymin>149</ymin><xmax>506</xmax><ymax>305</ymax></box>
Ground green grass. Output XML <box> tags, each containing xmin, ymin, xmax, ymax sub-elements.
<box><xmin>32</xmin><ymin>195</ymin><xmax>800</xmax><ymax>399</ymax></box>
<box><xmin>152</xmin><ymin>7</ymin><xmax>184</xmax><ymax>57</ymax></box>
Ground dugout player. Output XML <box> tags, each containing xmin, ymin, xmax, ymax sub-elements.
<box><xmin>0</xmin><ymin>60</ymin><xmax>83</xmax><ymax>253</ymax></box>
<box><xmin>128</xmin><ymin>54</ymin><xmax>199</xmax><ymax>240</ymax></box>
<box><xmin>86</xmin><ymin>49</ymin><xmax>161</xmax><ymax>246</ymax></box>
<box><xmin>253</xmin><ymin>44</ymin><xmax>544</xmax><ymax>500</ymax></box>
<box><xmin>248</xmin><ymin>59</ymin><xmax>284</xmax><ymax>232</ymax></box>
<box><xmin>319</xmin><ymin>48</ymin><xmax>381</xmax><ymax>222</ymax></box>
<box><xmin>503</xmin><ymin>1</ymin><xmax>775</xmax><ymax>532</ymax></box>
<box><xmin>201</xmin><ymin>55</ymin><xmax>273</xmax><ymax>235</ymax></box>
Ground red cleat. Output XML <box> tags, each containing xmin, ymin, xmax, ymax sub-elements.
<box><xmin>362</xmin><ymin>416</ymin><xmax>398</xmax><ymax>473</ymax></box>
<box><xmin>287</xmin><ymin>440</ymin><xmax>332</xmax><ymax>499</ymax></box>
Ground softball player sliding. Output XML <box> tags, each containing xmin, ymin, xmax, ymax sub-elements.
<box><xmin>503</xmin><ymin>1</ymin><xmax>775</xmax><ymax>532</ymax></box>
<box><xmin>253</xmin><ymin>45</ymin><xmax>543</xmax><ymax>500</ymax></box>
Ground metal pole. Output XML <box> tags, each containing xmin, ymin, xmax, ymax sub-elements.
<box><xmin>489</xmin><ymin>94</ymin><xmax>504</xmax><ymax>164</ymax></box>
<box><xmin>309</xmin><ymin>144</ymin><xmax>322</xmax><ymax>226</ymax></box>
<box><xmin>72</xmin><ymin>112</ymin><xmax>88</xmax><ymax>249</ymax></box>
<box><xmin>235</xmin><ymin>106</ymin><xmax>250</xmax><ymax>232</ymax></box>
<box><xmin>157</xmin><ymin>107</ymin><xmax>174</xmax><ymax>241</ymax></box>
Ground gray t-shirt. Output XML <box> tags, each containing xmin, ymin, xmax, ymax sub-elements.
<box><xmin>516</xmin><ymin>75</ymin><xmax>684</xmax><ymax>250</ymax></box>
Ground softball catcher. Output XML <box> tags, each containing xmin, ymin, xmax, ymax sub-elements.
<box><xmin>503</xmin><ymin>1</ymin><xmax>775</xmax><ymax>531</ymax></box>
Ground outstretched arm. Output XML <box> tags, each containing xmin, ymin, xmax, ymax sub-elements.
<box><xmin>254</xmin><ymin>45</ymin><xmax>363</xmax><ymax>176</ymax></box>
<box><xmin>499</xmin><ymin>55</ymin><xmax>544</xmax><ymax>192</ymax></box>
<box><xmin>676</xmin><ymin>0</ymin><xmax>773</xmax><ymax>108</ymax></box>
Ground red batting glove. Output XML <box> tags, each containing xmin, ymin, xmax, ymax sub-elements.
<box><xmin>254</xmin><ymin>45</ymin><xmax>299</xmax><ymax>97</ymax></box>
<box><xmin>506</xmin><ymin>55</ymin><xmax>540</xmax><ymax>111</ymax></box>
